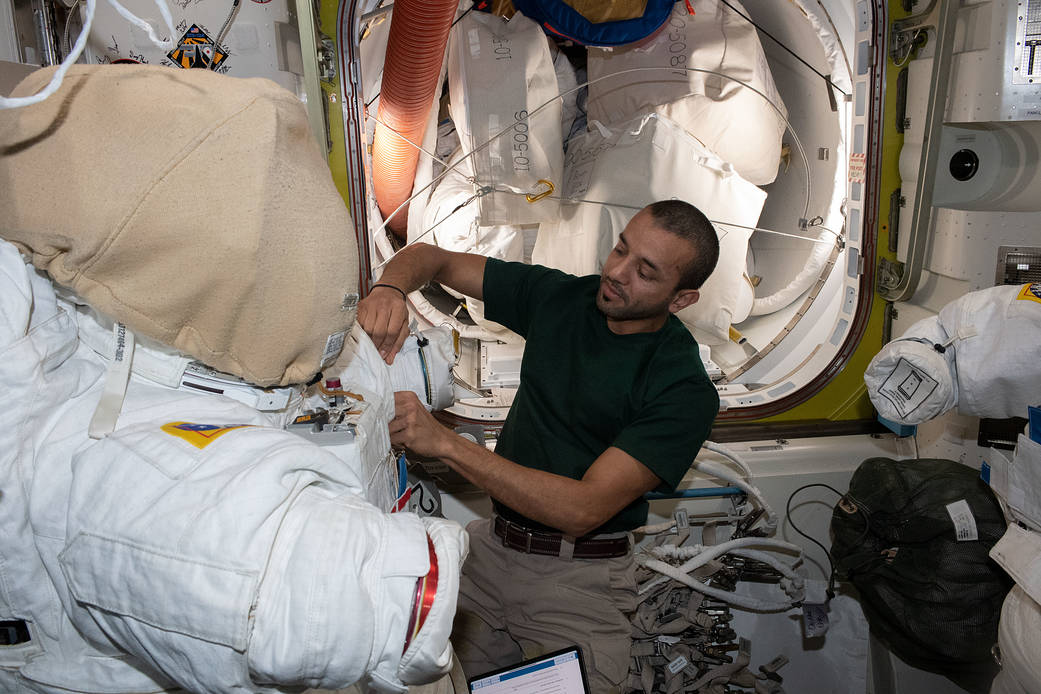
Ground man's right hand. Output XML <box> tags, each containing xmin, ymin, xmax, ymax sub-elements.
<box><xmin>357</xmin><ymin>285</ymin><xmax>410</xmax><ymax>365</ymax></box>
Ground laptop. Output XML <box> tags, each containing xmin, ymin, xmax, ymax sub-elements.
<box><xmin>467</xmin><ymin>646</ymin><xmax>591</xmax><ymax>693</ymax></box>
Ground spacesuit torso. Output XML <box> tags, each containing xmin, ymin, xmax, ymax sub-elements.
<box><xmin>0</xmin><ymin>239</ymin><xmax>466</xmax><ymax>694</ymax></box>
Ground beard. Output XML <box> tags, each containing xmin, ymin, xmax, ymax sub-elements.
<box><xmin>595</xmin><ymin>277</ymin><xmax>671</xmax><ymax>322</ymax></box>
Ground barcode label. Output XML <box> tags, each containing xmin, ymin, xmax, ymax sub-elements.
<box><xmin>945</xmin><ymin>499</ymin><xmax>979</xmax><ymax>541</ymax></box>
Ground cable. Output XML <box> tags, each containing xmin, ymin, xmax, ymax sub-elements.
<box><xmin>718</xmin><ymin>0</ymin><xmax>850</xmax><ymax>97</ymax></box>
<box><xmin>62</xmin><ymin>0</ymin><xmax>83</xmax><ymax>56</ymax></box>
<box><xmin>784</xmin><ymin>482</ymin><xmax>872</xmax><ymax>598</ymax></box>
<box><xmin>892</xmin><ymin>29</ymin><xmax>924</xmax><ymax>69</ymax></box>
<box><xmin>208</xmin><ymin>0</ymin><xmax>242</xmax><ymax>69</ymax></box>
<box><xmin>0</xmin><ymin>0</ymin><xmax>175</xmax><ymax>110</ymax></box>
<box><xmin>370</xmin><ymin>64</ymin><xmax>817</xmax><ymax>274</ymax></box>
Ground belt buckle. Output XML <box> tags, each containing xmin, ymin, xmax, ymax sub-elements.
<box><xmin>503</xmin><ymin>518</ymin><xmax>535</xmax><ymax>554</ymax></box>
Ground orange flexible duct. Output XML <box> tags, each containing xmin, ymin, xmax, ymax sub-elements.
<box><xmin>372</xmin><ymin>0</ymin><xmax>458</xmax><ymax>239</ymax></box>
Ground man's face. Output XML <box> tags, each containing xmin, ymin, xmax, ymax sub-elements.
<box><xmin>596</xmin><ymin>209</ymin><xmax>700</xmax><ymax>331</ymax></box>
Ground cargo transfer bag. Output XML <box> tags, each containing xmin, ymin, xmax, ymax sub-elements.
<box><xmin>830</xmin><ymin>457</ymin><xmax>1011</xmax><ymax>673</ymax></box>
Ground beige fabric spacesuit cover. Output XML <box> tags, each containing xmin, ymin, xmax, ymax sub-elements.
<box><xmin>0</xmin><ymin>64</ymin><xmax>358</xmax><ymax>386</ymax></box>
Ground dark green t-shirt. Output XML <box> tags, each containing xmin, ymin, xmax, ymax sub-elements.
<box><xmin>482</xmin><ymin>258</ymin><xmax>719</xmax><ymax>534</ymax></box>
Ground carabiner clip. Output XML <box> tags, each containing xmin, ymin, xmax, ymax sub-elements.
<box><xmin>525</xmin><ymin>179</ymin><xmax>555</xmax><ymax>203</ymax></box>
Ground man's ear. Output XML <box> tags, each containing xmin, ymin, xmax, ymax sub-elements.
<box><xmin>669</xmin><ymin>289</ymin><xmax>699</xmax><ymax>314</ymax></box>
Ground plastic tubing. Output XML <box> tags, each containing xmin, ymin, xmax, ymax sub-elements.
<box><xmin>638</xmin><ymin>536</ymin><xmax>804</xmax><ymax>611</ymax></box>
<box><xmin>701</xmin><ymin>440</ymin><xmax>753</xmax><ymax>479</ymax></box>
<box><xmin>691</xmin><ymin>458</ymin><xmax>778</xmax><ymax>534</ymax></box>
<box><xmin>371</xmin><ymin>0</ymin><xmax>457</xmax><ymax>239</ymax></box>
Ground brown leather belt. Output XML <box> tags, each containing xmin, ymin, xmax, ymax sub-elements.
<box><xmin>493</xmin><ymin>515</ymin><xmax>630</xmax><ymax>559</ymax></box>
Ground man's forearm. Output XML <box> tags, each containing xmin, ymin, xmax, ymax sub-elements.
<box><xmin>374</xmin><ymin>243</ymin><xmax>444</xmax><ymax>294</ymax></box>
<box><xmin>431</xmin><ymin>429</ymin><xmax>610</xmax><ymax>537</ymax></box>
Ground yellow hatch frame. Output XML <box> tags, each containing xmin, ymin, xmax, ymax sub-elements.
<box><xmin>318</xmin><ymin>0</ymin><xmax>909</xmax><ymax>425</ymax></box>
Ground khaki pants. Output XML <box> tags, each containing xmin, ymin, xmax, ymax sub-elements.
<box><xmin>451</xmin><ymin>518</ymin><xmax>637</xmax><ymax>694</ymax></box>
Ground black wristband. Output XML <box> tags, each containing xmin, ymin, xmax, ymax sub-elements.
<box><xmin>371</xmin><ymin>283</ymin><xmax>408</xmax><ymax>301</ymax></box>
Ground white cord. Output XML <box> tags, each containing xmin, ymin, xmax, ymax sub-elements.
<box><xmin>0</xmin><ymin>0</ymin><xmax>175</xmax><ymax>110</ymax></box>
<box><xmin>701</xmin><ymin>440</ymin><xmax>753</xmax><ymax>479</ymax></box>
<box><xmin>638</xmin><ymin>537</ymin><xmax>804</xmax><ymax>611</ymax></box>
<box><xmin>370</xmin><ymin>65</ymin><xmax>817</xmax><ymax>272</ymax></box>
<box><xmin>691</xmin><ymin>458</ymin><xmax>778</xmax><ymax>534</ymax></box>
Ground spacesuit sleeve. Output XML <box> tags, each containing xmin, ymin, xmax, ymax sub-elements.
<box><xmin>57</xmin><ymin>423</ymin><xmax>467</xmax><ymax>694</ymax></box>
<box><xmin>482</xmin><ymin>257</ymin><xmax>573</xmax><ymax>337</ymax></box>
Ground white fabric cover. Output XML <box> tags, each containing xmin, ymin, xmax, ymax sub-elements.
<box><xmin>990</xmin><ymin>586</ymin><xmax>1041</xmax><ymax>694</ymax></box>
<box><xmin>388</xmin><ymin>327</ymin><xmax>459</xmax><ymax>411</ymax></box>
<box><xmin>0</xmin><ymin>240</ymin><xmax>467</xmax><ymax>694</ymax></box>
<box><xmin>586</xmin><ymin>0</ymin><xmax>788</xmax><ymax>185</ymax></box>
<box><xmin>422</xmin><ymin>150</ymin><xmax>528</xmax><ymax>338</ymax></box>
<box><xmin>447</xmin><ymin>10</ymin><xmax>563</xmax><ymax>225</ymax></box>
<box><xmin>533</xmin><ymin>114</ymin><xmax>765</xmax><ymax>345</ymax></box>
<box><xmin>865</xmin><ymin>283</ymin><xmax>1041</xmax><ymax>425</ymax></box>
<box><xmin>984</xmin><ymin>435</ymin><xmax>1041</xmax><ymax>534</ymax></box>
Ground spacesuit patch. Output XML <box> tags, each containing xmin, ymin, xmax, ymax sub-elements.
<box><xmin>160</xmin><ymin>421</ymin><xmax>254</xmax><ymax>449</ymax></box>
<box><xmin>1016</xmin><ymin>283</ymin><xmax>1041</xmax><ymax>304</ymax></box>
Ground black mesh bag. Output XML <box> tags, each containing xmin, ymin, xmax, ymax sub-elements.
<box><xmin>830</xmin><ymin>457</ymin><xmax>1011</xmax><ymax>674</ymax></box>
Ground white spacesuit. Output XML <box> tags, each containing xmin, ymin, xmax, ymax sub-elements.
<box><xmin>0</xmin><ymin>234</ymin><xmax>467</xmax><ymax>693</ymax></box>
<box><xmin>0</xmin><ymin>63</ymin><xmax>467</xmax><ymax>693</ymax></box>
<box><xmin>863</xmin><ymin>282</ymin><xmax>1041</xmax><ymax>694</ymax></box>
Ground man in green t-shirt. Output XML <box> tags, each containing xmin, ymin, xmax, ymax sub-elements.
<box><xmin>358</xmin><ymin>200</ymin><xmax>720</xmax><ymax>693</ymax></box>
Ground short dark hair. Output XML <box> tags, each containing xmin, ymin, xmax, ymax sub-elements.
<box><xmin>645</xmin><ymin>199</ymin><xmax>719</xmax><ymax>290</ymax></box>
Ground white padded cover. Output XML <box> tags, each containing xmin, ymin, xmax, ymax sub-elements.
<box><xmin>423</xmin><ymin>149</ymin><xmax>529</xmax><ymax>337</ymax></box>
<box><xmin>586</xmin><ymin>0</ymin><xmax>788</xmax><ymax>185</ymax></box>
<box><xmin>389</xmin><ymin>327</ymin><xmax>459</xmax><ymax>412</ymax></box>
<box><xmin>533</xmin><ymin>114</ymin><xmax>765</xmax><ymax>345</ymax></box>
<box><xmin>865</xmin><ymin>283</ymin><xmax>1041</xmax><ymax>425</ymax></box>
<box><xmin>990</xmin><ymin>586</ymin><xmax>1041</xmax><ymax>694</ymax></box>
<box><xmin>447</xmin><ymin>10</ymin><xmax>563</xmax><ymax>225</ymax></box>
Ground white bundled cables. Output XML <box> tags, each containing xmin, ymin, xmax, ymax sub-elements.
<box><xmin>534</xmin><ymin>114</ymin><xmax>765</xmax><ymax>346</ymax></box>
<box><xmin>864</xmin><ymin>283</ymin><xmax>1041</xmax><ymax>425</ymax></box>
<box><xmin>447</xmin><ymin>10</ymin><xmax>563</xmax><ymax>226</ymax></box>
<box><xmin>586</xmin><ymin>0</ymin><xmax>788</xmax><ymax>186</ymax></box>
<box><xmin>638</xmin><ymin>538</ymin><xmax>805</xmax><ymax>612</ymax></box>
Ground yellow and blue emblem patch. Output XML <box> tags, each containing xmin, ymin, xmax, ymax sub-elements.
<box><xmin>161</xmin><ymin>422</ymin><xmax>254</xmax><ymax>449</ymax></box>
<box><xmin>1016</xmin><ymin>283</ymin><xmax>1041</xmax><ymax>304</ymax></box>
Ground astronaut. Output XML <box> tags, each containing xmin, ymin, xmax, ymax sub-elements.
<box><xmin>0</xmin><ymin>64</ymin><xmax>466</xmax><ymax>693</ymax></box>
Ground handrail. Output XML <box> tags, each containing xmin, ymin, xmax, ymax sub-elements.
<box><xmin>879</xmin><ymin>0</ymin><xmax>958</xmax><ymax>302</ymax></box>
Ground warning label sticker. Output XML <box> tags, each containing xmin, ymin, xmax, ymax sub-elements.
<box><xmin>168</xmin><ymin>25</ymin><xmax>228</xmax><ymax>70</ymax></box>
<box><xmin>848</xmin><ymin>152</ymin><xmax>866</xmax><ymax>184</ymax></box>
<box><xmin>876</xmin><ymin>357</ymin><xmax>940</xmax><ymax>419</ymax></box>
<box><xmin>161</xmin><ymin>421</ymin><xmax>253</xmax><ymax>449</ymax></box>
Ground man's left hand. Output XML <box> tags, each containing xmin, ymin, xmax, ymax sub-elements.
<box><xmin>389</xmin><ymin>391</ymin><xmax>449</xmax><ymax>458</ymax></box>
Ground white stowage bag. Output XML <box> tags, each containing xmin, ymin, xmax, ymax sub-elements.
<box><xmin>0</xmin><ymin>239</ymin><xmax>467</xmax><ymax>694</ymax></box>
<box><xmin>864</xmin><ymin>283</ymin><xmax>1041</xmax><ymax>425</ymax></box>
<box><xmin>586</xmin><ymin>0</ymin><xmax>788</xmax><ymax>185</ymax></box>
<box><xmin>990</xmin><ymin>587</ymin><xmax>1041</xmax><ymax>693</ymax></box>
<box><xmin>447</xmin><ymin>10</ymin><xmax>563</xmax><ymax>225</ymax></box>
<box><xmin>421</xmin><ymin>149</ymin><xmax>529</xmax><ymax>338</ymax></box>
<box><xmin>533</xmin><ymin>114</ymin><xmax>765</xmax><ymax>346</ymax></box>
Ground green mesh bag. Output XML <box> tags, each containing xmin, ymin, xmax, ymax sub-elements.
<box><xmin>830</xmin><ymin>457</ymin><xmax>1011</xmax><ymax>673</ymax></box>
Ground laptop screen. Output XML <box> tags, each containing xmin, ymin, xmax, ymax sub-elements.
<box><xmin>467</xmin><ymin>647</ymin><xmax>590</xmax><ymax>694</ymax></box>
